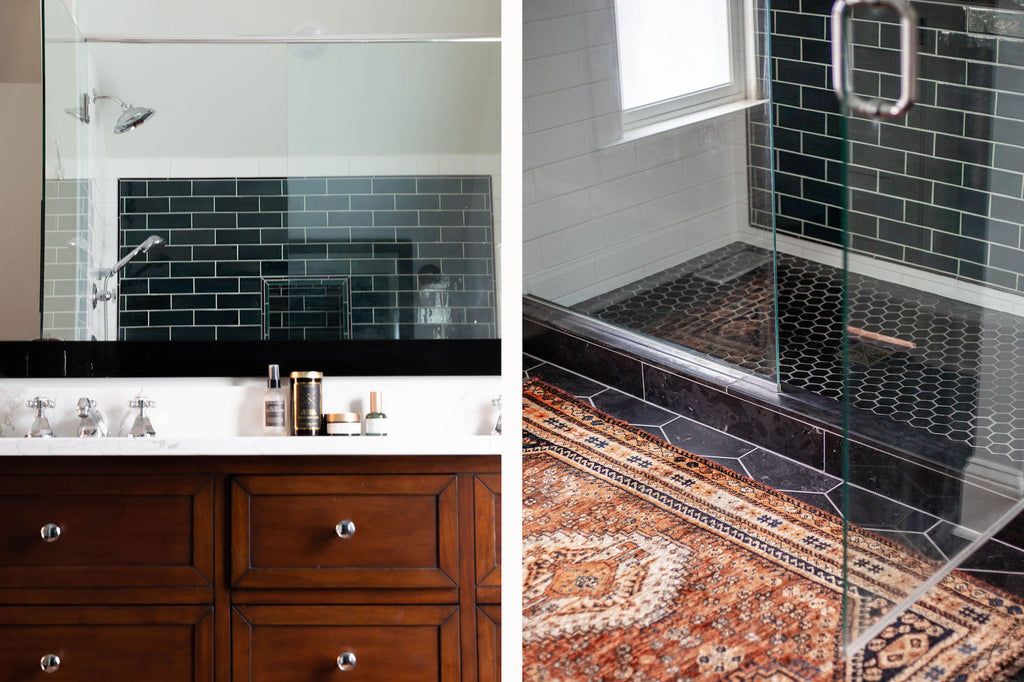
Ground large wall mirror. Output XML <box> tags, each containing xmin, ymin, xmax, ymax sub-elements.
<box><xmin>3</xmin><ymin>0</ymin><xmax>500</xmax><ymax>377</ymax></box>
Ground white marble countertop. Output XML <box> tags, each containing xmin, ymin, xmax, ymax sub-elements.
<box><xmin>0</xmin><ymin>435</ymin><xmax>503</xmax><ymax>456</ymax></box>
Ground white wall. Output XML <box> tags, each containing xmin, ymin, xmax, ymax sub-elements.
<box><xmin>523</xmin><ymin>0</ymin><xmax>759</xmax><ymax>306</ymax></box>
<box><xmin>0</xmin><ymin>0</ymin><xmax>43</xmax><ymax>340</ymax></box>
<box><xmin>74</xmin><ymin>0</ymin><xmax>499</xmax><ymax>39</ymax></box>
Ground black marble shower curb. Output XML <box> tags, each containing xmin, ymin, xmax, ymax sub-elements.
<box><xmin>523</xmin><ymin>295</ymin><xmax>969</xmax><ymax>518</ymax></box>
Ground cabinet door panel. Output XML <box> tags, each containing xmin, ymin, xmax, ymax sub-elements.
<box><xmin>233</xmin><ymin>605</ymin><xmax>459</xmax><ymax>682</ymax></box>
<box><xmin>0</xmin><ymin>476</ymin><xmax>213</xmax><ymax>588</ymax></box>
<box><xmin>0</xmin><ymin>606</ymin><xmax>213</xmax><ymax>682</ymax></box>
<box><xmin>476</xmin><ymin>605</ymin><xmax>501</xmax><ymax>682</ymax></box>
<box><xmin>231</xmin><ymin>475</ymin><xmax>458</xmax><ymax>589</ymax></box>
<box><xmin>474</xmin><ymin>474</ymin><xmax>501</xmax><ymax>603</ymax></box>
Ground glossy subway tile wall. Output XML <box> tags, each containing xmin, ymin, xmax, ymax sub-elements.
<box><xmin>116</xmin><ymin>176</ymin><xmax>496</xmax><ymax>341</ymax></box>
<box><xmin>753</xmin><ymin>0</ymin><xmax>1024</xmax><ymax>294</ymax></box>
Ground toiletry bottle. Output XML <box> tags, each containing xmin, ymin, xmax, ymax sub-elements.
<box><xmin>290</xmin><ymin>371</ymin><xmax>324</xmax><ymax>436</ymax></box>
<box><xmin>263</xmin><ymin>365</ymin><xmax>288</xmax><ymax>436</ymax></box>
<box><xmin>364</xmin><ymin>392</ymin><xmax>387</xmax><ymax>436</ymax></box>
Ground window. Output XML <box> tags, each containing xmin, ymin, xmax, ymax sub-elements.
<box><xmin>615</xmin><ymin>0</ymin><xmax>747</xmax><ymax>129</ymax></box>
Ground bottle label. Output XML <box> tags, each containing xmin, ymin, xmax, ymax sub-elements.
<box><xmin>292</xmin><ymin>383</ymin><xmax>323</xmax><ymax>434</ymax></box>
<box><xmin>365</xmin><ymin>416</ymin><xmax>387</xmax><ymax>436</ymax></box>
<box><xmin>265</xmin><ymin>401</ymin><xmax>285</xmax><ymax>427</ymax></box>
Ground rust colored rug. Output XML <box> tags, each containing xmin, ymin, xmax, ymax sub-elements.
<box><xmin>522</xmin><ymin>379</ymin><xmax>1024</xmax><ymax>681</ymax></box>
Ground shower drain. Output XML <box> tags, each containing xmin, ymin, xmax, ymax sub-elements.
<box><xmin>844</xmin><ymin>342</ymin><xmax>895</xmax><ymax>367</ymax></box>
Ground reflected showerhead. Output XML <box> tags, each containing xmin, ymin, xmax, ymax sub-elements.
<box><xmin>91</xmin><ymin>91</ymin><xmax>156</xmax><ymax>134</ymax></box>
<box><xmin>101</xmin><ymin>235</ymin><xmax>165</xmax><ymax>278</ymax></box>
<box><xmin>138</xmin><ymin>235</ymin><xmax>165</xmax><ymax>253</ymax></box>
<box><xmin>114</xmin><ymin>105</ymin><xmax>156</xmax><ymax>134</ymax></box>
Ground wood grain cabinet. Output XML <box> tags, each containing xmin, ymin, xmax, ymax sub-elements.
<box><xmin>0</xmin><ymin>455</ymin><xmax>499</xmax><ymax>682</ymax></box>
<box><xmin>0</xmin><ymin>475</ymin><xmax>214</xmax><ymax>592</ymax></box>
<box><xmin>0</xmin><ymin>605</ymin><xmax>213</xmax><ymax>682</ymax></box>
<box><xmin>231</xmin><ymin>475</ymin><xmax>459</xmax><ymax>590</ymax></box>
<box><xmin>232</xmin><ymin>605</ymin><xmax>460</xmax><ymax>682</ymax></box>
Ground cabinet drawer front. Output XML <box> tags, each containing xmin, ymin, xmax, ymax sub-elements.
<box><xmin>0</xmin><ymin>476</ymin><xmax>214</xmax><ymax>588</ymax></box>
<box><xmin>0</xmin><ymin>606</ymin><xmax>213</xmax><ymax>682</ymax></box>
<box><xmin>233</xmin><ymin>605</ymin><xmax>459</xmax><ymax>682</ymax></box>
<box><xmin>231</xmin><ymin>475</ymin><xmax>458</xmax><ymax>589</ymax></box>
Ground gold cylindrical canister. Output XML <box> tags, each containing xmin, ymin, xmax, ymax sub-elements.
<box><xmin>289</xmin><ymin>371</ymin><xmax>323</xmax><ymax>436</ymax></box>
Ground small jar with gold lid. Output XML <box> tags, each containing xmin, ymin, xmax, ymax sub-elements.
<box><xmin>289</xmin><ymin>371</ymin><xmax>323</xmax><ymax>436</ymax></box>
<box><xmin>325</xmin><ymin>412</ymin><xmax>361</xmax><ymax>436</ymax></box>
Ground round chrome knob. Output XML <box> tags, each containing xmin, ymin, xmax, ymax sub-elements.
<box><xmin>40</xmin><ymin>653</ymin><xmax>61</xmax><ymax>673</ymax></box>
<box><xmin>40</xmin><ymin>523</ymin><xmax>61</xmax><ymax>542</ymax></box>
<box><xmin>336</xmin><ymin>652</ymin><xmax>356</xmax><ymax>671</ymax></box>
<box><xmin>335</xmin><ymin>520</ymin><xmax>355</xmax><ymax>539</ymax></box>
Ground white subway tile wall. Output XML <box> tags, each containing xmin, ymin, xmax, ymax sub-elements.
<box><xmin>523</xmin><ymin>0</ymin><xmax>762</xmax><ymax>306</ymax></box>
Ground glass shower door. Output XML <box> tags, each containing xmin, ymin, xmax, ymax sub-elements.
<box><xmin>830</xmin><ymin>0</ymin><xmax>1024</xmax><ymax>651</ymax></box>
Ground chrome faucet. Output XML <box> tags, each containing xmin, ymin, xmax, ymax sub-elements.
<box><xmin>26</xmin><ymin>397</ymin><xmax>55</xmax><ymax>438</ymax></box>
<box><xmin>75</xmin><ymin>397</ymin><xmax>108</xmax><ymax>438</ymax></box>
<box><xmin>127</xmin><ymin>396</ymin><xmax>156</xmax><ymax>438</ymax></box>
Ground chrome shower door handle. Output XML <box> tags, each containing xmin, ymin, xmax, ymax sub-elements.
<box><xmin>831</xmin><ymin>0</ymin><xmax>918</xmax><ymax>119</ymax></box>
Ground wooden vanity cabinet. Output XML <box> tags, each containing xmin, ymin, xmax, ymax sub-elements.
<box><xmin>0</xmin><ymin>455</ymin><xmax>500</xmax><ymax>682</ymax></box>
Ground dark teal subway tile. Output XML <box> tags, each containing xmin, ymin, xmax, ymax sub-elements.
<box><xmin>373</xmin><ymin>211</ymin><xmax>419</xmax><ymax>226</ymax></box>
<box><xmin>215</xmin><ymin>228</ymin><xmax>262</xmax><ymax>245</ymax></box>
<box><xmin>172</xmin><ymin>294</ymin><xmax>216</xmax><ymax>309</ymax></box>
<box><xmin>259</xmin><ymin>196</ymin><xmax>289</xmax><ymax>212</ymax></box>
<box><xmin>193</xmin><ymin>212</ymin><xmax>237</xmax><ymax>229</ymax></box>
<box><xmin>170</xmin><ymin>197</ymin><xmax>214</xmax><ymax>213</ymax></box>
<box><xmin>286</xmin><ymin>178</ymin><xmax>327</xmax><ymax>194</ymax></box>
<box><xmin>123</xmin><ymin>197</ymin><xmax>169</xmax><ymax>213</ymax></box>
<box><xmin>148</xmin><ymin>180</ymin><xmax>192</xmax><ymax>197</ymax></box>
<box><xmin>372</xmin><ymin>178</ymin><xmax>416</xmax><ymax>193</ymax></box>
<box><xmin>328</xmin><ymin>178</ymin><xmax>372</xmax><ymax>194</ymax></box>
<box><xmin>149</xmin><ymin>278</ymin><xmax>194</xmax><ymax>294</ymax></box>
<box><xmin>194</xmin><ymin>277</ymin><xmax>239</xmax><ymax>293</ymax></box>
<box><xmin>351</xmin><ymin>194</ymin><xmax>395</xmax><ymax>210</ymax></box>
<box><xmin>192</xmin><ymin>179</ymin><xmax>236</xmax><ymax>196</ymax></box>
<box><xmin>216</xmin><ymin>261</ymin><xmax>261</xmax><ymax>277</ymax></box>
<box><xmin>215</xmin><ymin>196</ymin><xmax>259</xmax><ymax>212</ymax></box>
<box><xmin>305</xmin><ymin>195</ymin><xmax>351</xmax><ymax>211</ymax></box>
<box><xmin>237</xmin><ymin>212</ymin><xmax>282</xmax><ymax>228</ymax></box>
<box><xmin>237</xmin><ymin>179</ymin><xmax>283</xmax><ymax>196</ymax></box>
<box><xmin>417</xmin><ymin>178</ymin><xmax>463</xmax><ymax>193</ymax></box>
<box><xmin>192</xmin><ymin>245</ymin><xmax>237</xmax><ymax>261</ymax></box>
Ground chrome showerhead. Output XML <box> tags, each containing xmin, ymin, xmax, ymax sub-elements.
<box><xmin>101</xmin><ymin>235</ymin><xmax>165</xmax><ymax>279</ymax></box>
<box><xmin>114</xmin><ymin>104</ymin><xmax>156</xmax><ymax>134</ymax></box>
<box><xmin>91</xmin><ymin>91</ymin><xmax>156</xmax><ymax>134</ymax></box>
<box><xmin>138</xmin><ymin>235</ymin><xmax>165</xmax><ymax>254</ymax></box>
<box><xmin>91</xmin><ymin>235</ymin><xmax>166</xmax><ymax>308</ymax></box>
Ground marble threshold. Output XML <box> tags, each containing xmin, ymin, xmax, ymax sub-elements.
<box><xmin>0</xmin><ymin>434</ymin><xmax>502</xmax><ymax>456</ymax></box>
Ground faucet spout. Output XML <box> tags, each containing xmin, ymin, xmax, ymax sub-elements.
<box><xmin>76</xmin><ymin>397</ymin><xmax>108</xmax><ymax>438</ymax></box>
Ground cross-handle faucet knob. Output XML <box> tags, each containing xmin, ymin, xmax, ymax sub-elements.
<box><xmin>26</xmin><ymin>397</ymin><xmax>55</xmax><ymax>438</ymax></box>
<box><xmin>127</xmin><ymin>396</ymin><xmax>157</xmax><ymax>438</ymax></box>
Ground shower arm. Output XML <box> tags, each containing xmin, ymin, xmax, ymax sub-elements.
<box><xmin>93</xmin><ymin>92</ymin><xmax>130</xmax><ymax>111</ymax></box>
<box><xmin>99</xmin><ymin>243</ymin><xmax>151</xmax><ymax>279</ymax></box>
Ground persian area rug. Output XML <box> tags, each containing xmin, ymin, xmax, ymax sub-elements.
<box><xmin>522</xmin><ymin>379</ymin><xmax>1024</xmax><ymax>682</ymax></box>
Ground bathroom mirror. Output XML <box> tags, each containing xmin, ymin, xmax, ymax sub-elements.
<box><xmin>2</xmin><ymin>0</ymin><xmax>501</xmax><ymax>377</ymax></box>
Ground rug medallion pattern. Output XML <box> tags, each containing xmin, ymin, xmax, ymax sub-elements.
<box><xmin>522</xmin><ymin>379</ymin><xmax>1024</xmax><ymax>681</ymax></box>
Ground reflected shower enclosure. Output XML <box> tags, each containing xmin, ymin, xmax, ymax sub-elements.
<box><xmin>40</xmin><ymin>0</ymin><xmax>500</xmax><ymax>343</ymax></box>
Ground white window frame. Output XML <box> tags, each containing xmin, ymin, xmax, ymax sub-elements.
<box><xmin>615</xmin><ymin>0</ymin><xmax>750</xmax><ymax>132</ymax></box>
